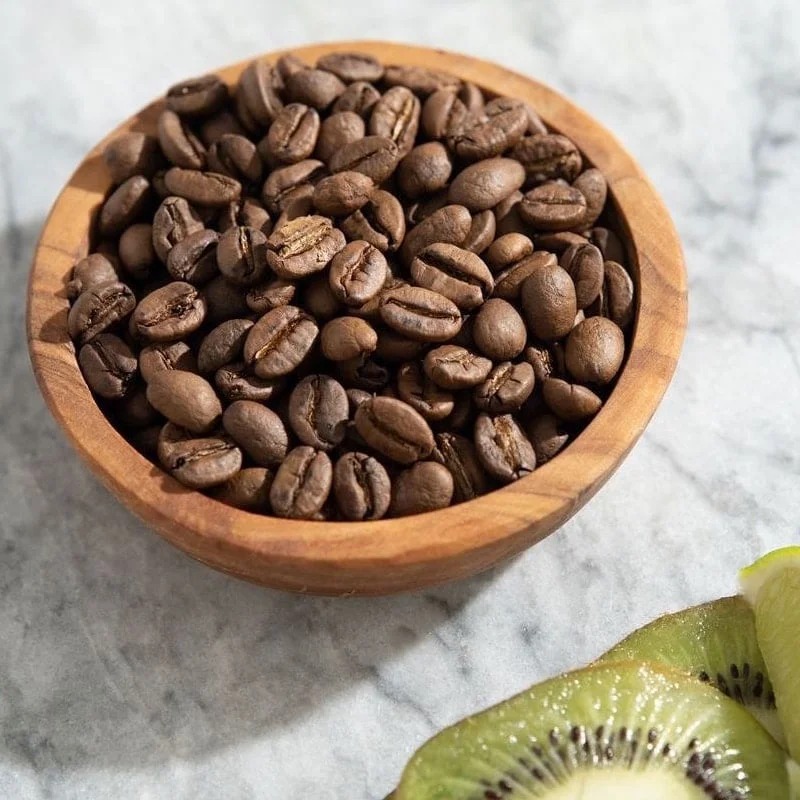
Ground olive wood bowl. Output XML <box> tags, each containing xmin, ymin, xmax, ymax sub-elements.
<box><xmin>27</xmin><ymin>41</ymin><xmax>687</xmax><ymax>596</ymax></box>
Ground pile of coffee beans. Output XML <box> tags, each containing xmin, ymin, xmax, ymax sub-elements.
<box><xmin>67</xmin><ymin>50</ymin><xmax>635</xmax><ymax>520</ymax></box>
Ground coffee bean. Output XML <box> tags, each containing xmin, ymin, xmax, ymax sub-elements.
<box><xmin>485</xmin><ymin>233</ymin><xmax>534</xmax><ymax>272</ymax></box>
<box><xmin>390</xmin><ymin>461</ymin><xmax>453</xmax><ymax>517</ymax></box>
<box><xmin>462</xmin><ymin>210</ymin><xmax>497</xmax><ymax>255</ymax></box>
<box><xmin>383</xmin><ymin>65</ymin><xmax>460</xmax><ymax>96</ymax></box>
<box><xmin>526</xmin><ymin>414</ymin><xmax>569</xmax><ymax>464</ymax></box>
<box><xmin>103</xmin><ymin>133</ymin><xmax>159</xmax><ymax>184</ymax></box>
<box><xmin>273</xmin><ymin>185</ymin><xmax>316</xmax><ymax>230</ymax></box>
<box><xmin>215</xmin><ymin>225</ymin><xmax>268</xmax><ymax>286</ymax></box>
<box><xmin>573</xmin><ymin>168</ymin><xmax>607</xmax><ymax>228</ymax></box>
<box><xmin>316</xmin><ymin>51</ymin><xmax>384</xmax><ymax>83</ymax></box>
<box><xmin>523</xmin><ymin>342</ymin><xmax>563</xmax><ymax>384</ymax></box>
<box><xmin>312</xmin><ymin>171</ymin><xmax>373</xmax><ymax>216</ymax></box>
<box><xmin>474</xmin><ymin>361</ymin><xmax>535</xmax><ymax>413</ymax></box>
<box><xmin>493</xmin><ymin>189</ymin><xmax>527</xmax><ymax>237</ymax></box>
<box><xmin>594</xmin><ymin>260</ymin><xmax>634</xmax><ymax>330</ymax></box>
<box><xmin>68</xmin><ymin>280</ymin><xmax>136</xmax><ymax>345</ymax></box>
<box><xmin>397</xmin><ymin>142</ymin><xmax>452</xmax><ymax>200</ymax></box>
<box><xmin>314</xmin><ymin>111</ymin><xmax>366</xmax><ymax>163</ymax></box>
<box><xmin>397</xmin><ymin>361</ymin><xmax>454</xmax><ymax>421</ymax></box>
<box><xmin>214</xmin><ymin>362</ymin><xmax>283</xmax><ymax>402</ymax></box>
<box><xmin>118</xmin><ymin>224</ymin><xmax>155</xmax><ymax>280</ymax></box>
<box><xmin>139</xmin><ymin>340</ymin><xmax>197</xmax><ymax>383</ymax></box>
<box><xmin>354</xmin><ymin>396</ymin><xmax>434</xmax><ymax>464</ymax></box>
<box><xmin>270</xmin><ymin>446</ymin><xmax>333</xmax><ymax>519</ymax></box>
<box><xmin>472</xmin><ymin>298</ymin><xmax>526</xmax><ymax>360</ymax></box>
<box><xmin>379</xmin><ymin>285</ymin><xmax>462</xmax><ymax>342</ymax></box>
<box><xmin>400</xmin><ymin>203</ymin><xmax>472</xmax><ymax>264</ymax></box>
<box><xmin>323</xmin><ymin>241</ymin><xmax>387</xmax><ymax>308</ymax></box>
<box><xmin>458</xmin><ymin>82</ymin><xmax>485</xmax><ymax>113</ymax></box>
<box><xmin>492</xmin><ymin>251</ymin><xmax>558</xmax><ymax>301</ymax></box>
<box><xmin>337</xmin><ymin>354</ymin><xmax>390</xmax><ymax>391</ymax></box>
<box><xmin>78</xmin><ymin>333</ymin><xmax>137</xmax><ymax>399</ymax></box>
<box><xmin>261</xmin><ymin>159</ymin><xmax>327</xmax><ymax>213</ymax></box>
<box><xmin>266</xmin><ymin>215</ymin><xmax>345</xmax><ymax>279</ymax></box>
<box><xmin>265</xmin><ymin>103</ymin><xmax>320</xmax><ymax>164</ymax></box>
<box><xmin>286</xmin><ymin>68</ymin><xmax>346</xmax><ymax>110</ymax></box>
<box><xmin>245</xmin><ymin>278</ymin><xmax>297</xmax><ymax>314</ymax></box>
<box><xmin>212</xmin><ymin>467</ymin><xmax>273</xmax><ymax>511</ymax></box>
<box><xmin>207</xmin><ymin>134</ymin><xmax>263</xmax><ymax>186</ymax></box>
<box><xmin>244</xmin><ymin>305</ymin><xmax>318</xmax><ymax>378</ymax></box>
<box><xmin>158</xmin><ymin>422</ymin><xmax>241</xmax><ymax>489</ymax></box>
<box><xmin>346</xmin><ymin>388</ymin><xmax>372</xmax><ymax>412</ymax></box>
<box><xmin>542</xmin><ymin>377</ymin><xmax>602</xmax><ymax>421</ymax></box>
<box><xmin>158</xmin><ymin>109</ymin><xmax>206</xmax><ymax>170</ymax></box>
<box><xmin>236</xmin><ymin>59</ymin><xmax>284</xmax><ymax>130</ymax></box>
<box><xmin>152</xmin><ymin>196</ymin><xmax>204</xmax><ymax>263</ymax></box>
<box><xmin>329</xmin><ymin>135</ymin><xmax>399</xmax><ymax>184</ymax></box>
<box><xmin>410</xmin><ymin>244</ymin><xmax>493</xmax><ymax>312</ymax></box>
<box><xmin>590</xmin><ymin>227</ymin><xmax>626</xmax><ymax>264</ymax></box>
<box><xmin>449</xmin><ymin>97</ymin><xmax>528</xmax><ymax>162</ymax></box>
<box><xmin>339</xmin><ymin>189</ymin><xmax>406</xmax><ymax>253</ymax></box>
<box><xmin>449</xmin><ymin>312</ymin><xmax>476</xmax><ymax>350</ymax></box>
<box><xmin>200</xmin><ymin>110</ymin><xmax>246</xmax><ymax>147</ymax></box>
<box><xmin>535</xmin><ymin>231</ymin><xmax>589</xmax><ymax>255</ymax></box>
<box><xmin>166</xmin><ymin>74</ymin><xmax>227</xmax><ymax>117</ymax></box>
<box><xmin>520</xmin><ymin>264</ymin><xmax>577</xmax><ymax>341</ymax></box>
<box><xmin>448</xmin><ymin>157</ymin><xmax>526</xmax><ymax>212</ymax></box>
<box><xmin>98</xmin><ymin>176</ymin><xmax>151</xmax><ymax>237</ymax></box>
<box><xmin>164</xmin><ymin>168</ymin><xmax>241</xmax><ymax>208</ymax></box>
<box><xmin>320</xmin><ymin>317</ymin><xmax>377</xmax><ymax>361</ymax></box>
<box><xmin>512</xmin><ymin>133</ymin><xmax>582</xmax><ymax>184</ymax></box>
<box><xmin>333</xmin><ymin>452</ymin><xmax>391</xmax><ymax>521</ymax></box>
<box><xmin>276</xmin><ymin>53</ymin><xmax>308</xmax><ymax>82</ymax></box>
<box><xmin>369</xmin><ymin>86</ymin><xmax>420</xmax><ymax>157</ymax></box>
<box><xmin>218</xmin><ymin>197</ymin><xmax>273</xmax><ymax>236</ymax></box>
<box><xmin>474</xmin><ymin>413</ymin><xmax>536</xmax><ymax>483</ymax></box>
<box><xmin>423</xmin><ymin>344</ymin><xmax>492</xmax><ymax>390</ymax></box>
<box><xmin>222</xmin><ymin>400</ymin><xmax>289</xmax><ymax>467</ymax></box>
<box><xmin>332</xmin><ymin>81</ymin><xmax>381</xmax><ymax>118</ymax></box>
<box><xmin>165</xmin><ymin>229</ymin><xmax>219</xmax><ymax>285</ymax></box>
<box><xmin>300</xmin><ymin>273</ymin><xmax>342</xmax><ymax>321</ymax></box>
<box><xmin>130</xmin><ymin>281</ymin><xmax>207</xmax><ymax>342</ymax></box>
<box><xmin>288</xmin><ymin>374</ymin><xmax>349</xmax><ymax>450</ymax></box>
<box><xmin>421</xmin><ymin>89</ymin><xmax>469</xmax><ymax>141</ymax></box>
<box><xmin>67</xmin><ymin>253</ymin><xmax>119</xmax><ymax>299</ymax></box>
<box><xmin>560</xmin><ymin>242</ymin><xmax>604</xmax><ymax>309</ymax></box>
<box><xmin>197</xmin><ymin>318</ymin><xmax>253</xmax><ymax>374</ymax></box>
<box><xmin>146</xmin><ymin>370</ymin><xmax>221</xmax><ymax>433</ymax></box>
<box><xmin>519</xmin><ymin>182</ymin><xmax>587</xmax><ymax>231</ymax></box>
<box><xmin>202</xmin><ymin>275</ymin><xmax>250</xmax><ymax>325</ymax></box>
<box><xmin>565</xmin><ymin>317</ymin><xmax>625</xmax><ymax>385</ymax></box>
<box><xmin>430</xmin><ymin>432</ymin><xmax>488</xmax><ymax>503</ymax></box>
<box><xmin>373</xmin><ymin>328</ymin><xmax>426</xmax><ymax>363</ymax></box>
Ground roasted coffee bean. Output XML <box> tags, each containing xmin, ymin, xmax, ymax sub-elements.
<box><xmin>492</xmin><ymin>251</ymin><xmax>557</xmax><ymax>301</ymax></box>
<box><xmin>474</xmin><ymin>413</ymin><xmax>536</xmax><ymax>483</ymax></box>
<box><xmin>276</xmin><ymin>53</ymin><xmax>308</xmax><ymax>82</ymax></box>
<box><xmin>197</xmin><ymin>318</ymin><xmax>253</xmax><ymax>374</ymax></box>
<box><xmin>474</xmin><ymin>361</ymin><xmax>535</xmax><ymax>413</ymax></box>
<box><xmin>519</xmin><ymin>183</ymin><xmax>587</xmax><ymax>231</ymax></box>
<box><xmin>535</xmin><ymin>231</ymin><xmax>590</xmax><ymax>255</ymax></box>
<box><xmin>565</xmin><ymin>317</ymin><xmax>625</xmax><ymax>385</ymax></box>
<box><xmin>347</xmin><ymin>274</ymin><xmax>406</xmax><ymax>322</ymax></box>
<box><xmin>165</xmin><ymin>229</ymin><xmax>219</xmax><ymax>285</ymax></box>
<box><xmin>397</xmin><ymin>142</ymin><xmax>452</xmax><ymax>199</ymax></box>
<box><xmin>458</xmin><ymin>82</ymin><xmax>485</xmax><ymax>113</ymax></box>
<box><xmin>423</xmin><ymin>345</ymin><xmax>492</xmax><ymax>390</ymax></box>
<box><xmin>158</xmin><ymin>422</ymin><xmax>242</xmax><ymax>489</ymax></box>
<box><xmin>373</xmin><ymin>328</ymin><xmax>426</xmax><ymax>363</ymax></box>
<box><xmin>526</xmin><ymin>414</ymin><xmax>569</xmax><ymax>464</ymax></box>
<box><xmin>139</xmin><ymin>340</ymin><xmax>197</xmax><ymax>383</ymax></box>
<box><xmin>462</xmin><ymin>210</ymin><xmax>496</xmax><ymax>255</ymax></box>
<box><xmin>448</xmin><ymin>157</ymin><xmax>526</xmax><ymax>212</ymax></box>
<box><xmin>573</xmin><ymin>168</ymin><xmax>607</xmax><ymax>228</ymax></box>
<box><xmin>369</xmin><ymin>86</ymin><xmax>420</xmax><ymax>157</ymax></box>
<box><xmin>266</xmin><ymin>215</ymin><xmax>345</xmax><ymax>279</ymax></box>
<box><xmin>354</xmin><ymin>396</ymin><xmax>434</xmax><ymax>464</ymax></box>
<box><xmin>317</xmin><ymin>51</ymin><xmax>384</xmax><ymax>83</ymax></box>
<box><xmin>66</xmin><ymin>253</ymin><xmax>119</xmax><ymax>299</ymax></box>
<box><xmin>207</xmin><ymin>134</ymin><xmax>262</xmax><ymax>186</ymax></box>
<box><xmin>421</xmin><ymin>89</ymin><xmax>469</xmax><ymax>141</ymax></box>
<box><xmin>329</xmin><ymin>135</ymin><xmax>399</xmax><ymax>184</ymax></box>
<box><xmin>320</xmin><ymin>316</ymin><xmax>377</xmax><ymax>361</ymax></box>
<box><xmin>68</xmin><ymin>280</ymin><xmax>136</xmax><ymax>345</ymax></box>
<box><xmin>158</xmin><ymin>109</ymin><xmax>206</xmax><ymax>170</ymax></box>
<box><xmin>244</xmin><ymin>305</ymin><xmax>318</xmax><ymax>378</ymax></box>
<box><xmin>449</xmin><ymin>97</ymin><xmax>528</xmax><ymax>162</ymax></box>
<box><xmin>410</xmin><ymin>243</ymin><xmax>493</xmax><ymax>311</ymax></box>
<box><xmin>340</xmin><ymin>189</ymin><xmax>406</xmax><ymax>253</ymax></box>
<box><xmin>472</xmin><ymin>298</ymin><xmax>526</xmax><ymax>360</ymax></box>
<box><xmin>119</xmin><ymin>223</ymin><xmax>155</xmax><ymax>280</ymax></box>
<box><xmin>303</xmin><ymin>273</ymin><xmax>343</xmax><ymax>321</ymax></box>
<box><xmin>390</xmin><ymin>461</ymin><xmax>453</xmax><ymax>517</ymax></box>
<box><xmin>431</xmin><ymin>432</ymin><xmax>488</xmax><ymax>503</ymax></box>
<box><xmin>560</xmin><ymin>242</ymin><xmax>604</xmax><ymax>309</ymax></box>
<box><xmin>146</xmin><ymin>370</ymin><xmax>222</xmax><ymax>433</ymax></box>
<box><xmin>512</xmin><ymin>134</ymin><xmax>582</xmax><ymax>184</ymax></box>
<box><xmin>98</xmin><ymin>176</ymin><xmax>151</xmax><ymax>237</ymax></box>
<box><xmin>223</xmin><ymin>400</ymin><xmax>289</xmax><ymax>467</ymax></box>
<box><xmin>590</xmin><ymin>227</ymin><xmax>626</xmax><ymax>264</ymax></box>
<box><xmin>164</xmin><ymin>168</ymin><xmax>241</xmax><ymax>207</ymax></box>
<box><xmin>326</xmin><ymin>240</ymin><xmax>388</xmax><ymax>307</ymax></box>
<box><xmin>400</xmin><ymin>203</ymin><xmax>472</xmax><ymax>264</ymax></box>
<box><xmin>166</xmin><ymin>74</ymin><xmax>227</xmax><ymax>117</ymax></box>
<box><xmin>218</xmin><ymin>197</ymin><xmax>273</xmax><ymax>235</ymax></box>
<box><xmin>236</xmin><ymin>59</ymin><xmax>284</xmax><ymax>130</ymax></box>
<box><xmin>593</xmin><ymin>260</ymin><xmax>634</xmax><ymax>329</ymax></box>
<box><xmin>485</xmin><ymin>233</ymin><xmax>534</xmax><ymax>272</ymax></box>
<box><xmin>202</xmin><ymin>275</ymin><xmax>251</xmax><ymax>325</ymax></box>
<box><xmin>493</xmin><ymin>189</ymin><xmax>527</xmax><ymax>237</ymax></box>
<box><xmin>333</xmin><ymin>452</ymin><xmax>391</xmax><ymax>521</ymax></box>
<box><xmin>116</xmin><ymin>386</ymin><xmax>159</xmax><ymax>428</ymax></box>
<box><xmin>130</xmin><ymin>281</ymin><xmax>207</xmax><ymax>342</ymax></box>
<box><xmin>212</xmin><ymin>467</ymin><xmax>273</xmax><ymax>511</ymax></box>
<box><xmin>520</xmin><ymin>264</ymin><xmax>577</xmax><ymax>341</ymax></box>
<box><xmin>523</xmin><ymin>342</ymin><xmax>563</xmax><ymax>384</ymax></box>
<box><xmin>270</xmin><ymin>446</ymin><xmax>333</xmax><ymax>519</ymax></box>
<box><xmin>265</xmin><ymin>103</ymin><xmax>320</xmax><ymax>164</ymax></box>
<box><xmin>379</xmin><ymin>285</ymin><xmax>462</xmax><ymax>342</ymax></box>
<box><xmin>214</xmin><ymin>362</ymin><xmax>283</xmax><ymax>402</ymax></box>
<box><xmin>332</xmin><ymin>81</ymin><xmax>381</xmax><ymax>118</ymax></box>
<box><xmin>542</xmin><ymin>377</ymin><xmax>602</xmax><ymax>421</ymax></box>
<box><xmin>216</xmin><ymin>225</ymin><xmax>269</xmax><ymax>286</ymax></box>
<box><xmin>103</xmin><ymin>133</ymin><xmax>159</xmax><ymax>184</ymax></box>
<box><xmin>288</xmin><ymin>374</ymin><xmax>349</xmax><ymax>450</ymax></box>
<box><xmin>200</xmin><ymin>110</ymin><xmax>246</xmax><ymax>146</ymax></box>
<box><xmin>397</xmin><ymin>361</ymin><xmax>454</xmax><ymax>421</ymax></box>
<box><xmin>346</xmin><ymin>388</ymin><xmax>372</xmax><ymax>412</ymax></box>
<box><xmin>273</xmin><ymin>185</ymin><xmax>316</xmax><ymax>230</ymax></box>
<box><xmin>152</xmin><ymin>196</ymin><xmax>204</xmax><ymax>263</ymax></box>
<box><xmin>314</xmin><ymin>111</ymin><xmax>366</xmax><ymax>163</ymax></box>
<box><xmin>312</xmin><ymin>171</ymin><xmax>373</xmax><ymax>216</ymax></box>
<box><xmin>383</xmin><ymin>65</ymin><xmax>459</xmax><ymax>96</ymax></box>
<box><xmin>246</xmin><ymin>278</ymin><xmax>297</xmax><ymax>314</ymax></box>
<box><xmin>78</xmin><ymin>333</ymin><xmax>137</xmax><ymax>399</ymax></box>
<box><xmin>286</xmin><ymin>68</ymin><xmax>346</xmax><ymax>110</ymax></box>
<box><xmin>261</xmin><ymin>159</ymin><xmax>327</xmax><ymax>212</ymax></box>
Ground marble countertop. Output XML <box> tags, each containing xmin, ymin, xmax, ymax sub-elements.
<box><xmin>2</xmin><ymin>0</ymin><xmax>800</xmax><ymax>797</ymax></box>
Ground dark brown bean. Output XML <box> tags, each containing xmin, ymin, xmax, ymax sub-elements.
<box><xmin>332</xmin><ymin>82</ymin><xmax>381</xmax><ymax>118</ymax></box>
<box><xmin>66</xmin><ymin>254</ymin><xmax>118</xmax><ymax>299</ymax></box>
<box><xmin>449</xmin><ymin>97</ymin><xmax>528</xmax><ymax>162</ymax></box>
<box><xmin>430</xmin><ymin>432</ymin><xmax>489</xmax><ymax>502</ymax></box>
<box><xmin>223</xmin><ymin>400</ymin><xmax>289</xmax><ymax>466</ymax></box>
<box><xmin>200</xmin><ymin>110</ymin><xmax>246</xmax><ymax>146</ymax></box>
<box><xmin>411</xmin><ymin>244</ymin><xmax>493</xmax><ymax>311</ymax></box>
<box><xmin>261</xmin><ymin>159</ymin><xmax>327</xmax><ymax>212</ymax></box>
<box><xmin>493</xmin><ymin>251</ymin><xmax>558</xmax><ymax>301</ymax></box>
<box><xmin>166</xmin><ymin>74</ymin><xmax>227</xmax><ymax>117</ymax></box>
<box><xmin>152</xmin><ymin>196</ymin><xmax>204</xmax><ymax>264</ymax></box>
<box><xmin>317</xmin><ymin>52</ymin><xmax>384</xmax><ymax>83</ymax></box>
<box><xmin>103</xmin><ymin>133</ymin><xmax>159</xmax><ymax>184</ymax></box>
<box><xmin>158</xmin><ymin>110</ymin><xmax>206</xmax><ymax>170</ymax></box>
<box><xmin>448</xmin><ymin>157</ymin><xmax>526</xmax><ymax>212</ymax></box>
<box><xmin>288</xmin><ymin>374</ymin><xmax>349</xmax><ymax>450</ymax></box>
<box><xmin>397</xmin><ymin>361</ymin><xmax>454</xmax><ymax>421</ymax></box>
<box><xmin>390</xmin><ymin>462</ymin><xmax>453</xmax><ymax>517</ymax></box>
<box><xmin>340</xmin><ymin>189</ymin><xmax>406</xmax><ymax>253</ymax></box>
<box><xmin>214</xmin><ymin>362</ymin><xmax>284</xmax><ymax>403</ymax></box>
<box><xmin>119</xmin><ymin>223</ymin><xmax>155</xmax><ymax>280</ymax></box>
<box><xmin>400</xmin><ymin>203</ymin><xmax>472</xmax><ymax>264</ymax></box>
<box><xmin>594</xmin><ymin>260</ymin><xmax>635</xmax><ymax>329</ymax></box>
<box><xmin>333</xmin><ymin>452</ymin><xmax>391</xmax><ymax>521</ymax></box>
<box><xmin>474</xmin><ymin>361</ymin><xmax>535</xmax><ymax>413</ymax></box>
<box><xmin>565</xmin><ymin>317</ymin><xmax>625</xmax><ymax>385</ymax></box>
<box><xmin>573</xmin><ymin>168</ymin><xmax>607</xmax><ymax>228</ymax></box>
<box><xmin>286</xmin><ymin>68</ymin><xmax>346</xmax><ymax>110</ymax></box>
<box><xmin>520</xmin><ymin>264</ymin><xmax>577</xmax><ymax>341</ymax></box>
<box><xmin>369</xmin><ymin>86</ymin><xmax>420</xmax><ymax>157</ymax></box>
<box><xmin>67</xmin><ymin>280</ymin><xmax>136</xmax><ymax>345</ymax></box>
<box><xmin>269</xmin><ymin>446</ymin><xmax>333</xmax><ymax>519</ymax></box>
<box><xmin>383</xmin><ymin>65</ymin><xmax>460</xmax><ymax>96</ymax></box>
<box><xmin>236</xmin><ymin>59</ymin><xmax>284</xmax><ymax>129</ymax></box>
<box><xmin>265</xmin><ymin>103</ymin><xmax>320</xmax><ymax>164</ymax></box>
<box><xmin>276</xmin><ymin>53</ymin><xmax>308</xmax><ymax>82</ymax></box>
<box><xmin>164</xmin><ymin>168</ymin><xmax>241</xmax><ymax>208</ymax></box>
<box><xmin>421</xmin><ymin>89</ymin><xmax>469</xmax><ymax>140</ymax></box>
<box><xmin>314</xmin><ymin>111</ymin><xmax>366</xmax><ymax>163</ymax></box>
<box><xmin>354</xmin><ymin>396</ymin><xmax>435</xmax><ymax>464</ymax></box>
<box><xmin>146</xmin><ymin>370</ymin><xmax>222</xmax><ymax>433</ymax></box>
<box><xmin>244</xmin><ymin>305</ymin><xmax>319</xmax><ymax>378</ymax></box>
<box><xmin>217</xmin><ymin>225</ymin><xmax>269</xmax><ymax>286</ymax></box>
<box><xmin>519</xmin><ymin>183</ymin><xmax>587</xmax><ymax>231</ymax></box>
<box><xmin>493</xmin><ymin>189</ymin><xmax>527</xmax><ymax>237</ymax></box>
<box><xmin>130</xmin><ymin>281</ymin><xmax>207</xmax><ymax>343</ymax></box>
<box><xmin>266</xmin><ymin>215</ymin><xmax>346</xmax><ymax>279</ymax></box>
<box><xmin>197</xmin><ymin>318</ymin><xmax>253</xmax><ymax>374</ymax></box>
<box><xmin>485</xmin><ymin>233</ymin><xmax>534</xmax><ymax>272</ymax></box>
<box><xmin>246</xmin><ymin>278</ymin><xmax>297</xmax><ymax>314</ymax></box>
<box><xmin>559</xmin><ymin>242</ymin><xmax>604</xmax><ymax>309</ymax></box>
<box><xmin>512</xmin><ymin>134</ymin><xmax>582</xmax><ymax>183</ymax></box>
<box><xmin>303</xmin><ymin>273</ymin><xmax>343</xmax><ymax>321</ymax></box>
<box><xmin>98</xmin><ymin>176</ymin><xmax>151</xmax><ymax>237</ymax></box>
<box><xmin>157</xmin><ymin>423</ymin><xmax>242</xmax><ymax>489</ymax></box>
<box><xmin>312</xmin><ymin>171</ymin><xmax>373</xmax><ymax>216</ymax></box>
<box><xmin>474</xmin><ymin>413</ymin><xmax>536</xmax><ymax>483</ymax></box>
<box><xmin>379</xmin><ymin>285</ymin><xmax>462</xmax><ymax>342</ymax></box>
<box><xmin>207</xmin><ymin>134</ymin><xmax>263</xmax><ymax>186</ymax></box>
<box><xmin>526</xmin><ymin>414</ymin><xmax>569</xmax><ymax>465</ymax></box>
<box><xmin>212</xmin><ymin>468</ymin><xmax>273</xmax><ymax>511</ymax></box>
<box><xmin>329</xmin><ymin>135</ymin><xmax>399</xmax><ymax>184</ymax></box>
<box><xmin>472</xmin><ymin>298</ymin><xmax>526</xmax><ymax>360</ymax></box>
<box><xmin>273</xmin><ymin>185</ymin><xmax>316</xmax><ymax>230</ymax></box>
<box><xmin>78</xmin><ymin>333</ymin><xmax>137</xmax><ymax>399</ymax></box>
<box><xmin>166</xmin><ymin>229</ymin><xmax>220</xmax><ymax>285</ymax></box>
<box><xmin>535</xmin><ymin>231</ymin><xmax>590</xmax><ymax>255</ymax></box>
<box><xmin>218</xmin><ymin>197</ymin><xmax>273</xmax><ymax>236</ymax></box>
<box><xmin>462</xmin><ymin>210</ymin><xmax>497</xmax><ymax>255</ymax></box>
<box><xmin>373</xmin><ymin>328</ymin><xmax>426</xmax><ymax>363</ymax></box>
<box><xmin>542</xmin><ymin>377</ymin><xmax>603</xmax><ymax>421</ymax></box>
<box><xmin>320</xmin><ymin>317</ymin><xmax>378</xmax><ymax>361</ymax></box>
<box><xmin>201</xmin><ymin>275</ymin><xmax>250</xmax><ymax>325</ymax></box>
<box><xmin>139</xmin><ymin>341</ymin><xmax>197</xmax><ymax>383</ymax></box>
<box><xmin>523</xmin><ymin>342</ymin><xmax>564</xmax><ymax>384</ymax></box>
<box><xmin>397</xmin><ymin>142</ymin><xmax>452</xmax><ymax>199</ymax></box>
<box><xmin>423</xmin><ymin>345</ymin><xmax>492</xmax><ymax>390</ymax></box>
<box><xmin>328</xmin><ymin>241</ymin><xmax>388</xmax><ymax>306</ymax></box>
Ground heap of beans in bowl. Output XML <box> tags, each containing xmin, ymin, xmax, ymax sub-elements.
<box><xmin>66</xmin><ymin>51</ymin><xmax>635</xmax><ymax>520</ymax></box>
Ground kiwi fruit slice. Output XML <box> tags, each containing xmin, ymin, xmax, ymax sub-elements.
<box><xmin>395</xmin><ymin>661</ymin><xmax>789</xmax><ymax>799</ymax></box>
<box><xmin>598</xmin><ymin>596</ymin><xmax>784</xmax><ymax>746</ymax></box>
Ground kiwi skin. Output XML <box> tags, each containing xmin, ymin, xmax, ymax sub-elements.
<box><xmin>598</xmin><ymin>595</ymin><xmax>785</xmax><ymax>747</ymax></box>
<box><xmin>395</xmin><ymin>661</ymin><xmax>790</xmax><ymax>799</ymax></box>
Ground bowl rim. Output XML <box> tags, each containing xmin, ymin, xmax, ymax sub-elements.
<box><xmin>26</xmin><ymin>41</ymin><xmax>687</xmax><ymax>595</ymax></box>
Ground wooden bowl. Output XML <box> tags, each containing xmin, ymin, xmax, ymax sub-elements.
<box><xmin>27</xmin><ymin>41</ymin><xmax>687</xmax><ymax>596</ymax></box>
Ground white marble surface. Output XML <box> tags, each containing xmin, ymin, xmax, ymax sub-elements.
<box><xmin>2</xmin><ymin>0</ymin><xmax>800</xmax><ymax>797</ymax></box>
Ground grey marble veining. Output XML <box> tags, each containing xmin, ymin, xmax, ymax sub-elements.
<box><xmin>2</xmin><ymin>0</ymin><xmax>800</xmax><ymax>797</ymax></box>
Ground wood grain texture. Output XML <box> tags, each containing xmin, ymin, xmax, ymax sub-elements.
<box><xmin>26</xmin><ymin>42</ymin><xmax>687</xmax><ymax>596</ymax></box>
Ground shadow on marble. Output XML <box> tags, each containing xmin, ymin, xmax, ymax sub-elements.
<box><xmin>1</xmin><ymin>221</ymin><xmax>502</xmax><ymax>774</ymax></box>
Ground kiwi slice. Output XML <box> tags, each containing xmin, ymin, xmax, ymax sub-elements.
<box><xmin>395</xmin><ymin>661</ymin><xmax>789</xmax><ymax>799</ymax></box>
<box><xmin>598</xmin><ymin>596</ymin><xmax>784</xmax><ymax>746</ymax></box>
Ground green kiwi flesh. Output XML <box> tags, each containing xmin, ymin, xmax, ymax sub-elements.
<box><xmin>599</xmin><ymin>596</ymin><xmax>784</xmax><ymax>746</ymax></box>
<box><xmin>395</xmin><ymin>661</ymin><xmax>789</xmax><ymax>800</ymax></box>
